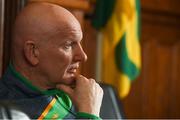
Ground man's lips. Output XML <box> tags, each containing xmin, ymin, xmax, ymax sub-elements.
<box><xmin>68</xmin><ymin>68</ymin><xmax>77</xmax><ymax>73</ymax></box>
<box><xmin>67</xmin><ymin>65</ymin><xmax>79</xmax><ymax>74</ymax></box>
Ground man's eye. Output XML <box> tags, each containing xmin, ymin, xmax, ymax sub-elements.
<box><xmin>64</xmin><ymin>41</ymin><xmax>75</xmax><ymax>50</ymax></box>
<box><xmin>64</xmin><ymin>43</ymin><xmax>72</xmax><ymax>49</ymax></box>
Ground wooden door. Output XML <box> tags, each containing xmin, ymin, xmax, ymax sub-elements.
<box><xmin>122</xmin><ymin>0</ymin><xmax>180</xmax><ymax>118</ymax></box>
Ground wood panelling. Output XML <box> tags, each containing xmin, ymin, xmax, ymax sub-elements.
<box><xmin>141</xmin><ymin>38</ymin><xmax>180</xmax><ymax>118</ymax></box>
<box><xmin>141</xmin><ymin>0</ymin><xmax>180</xmax><ymax>15</ymax></box>
<box><xmin>122</xmin><ymin>0</ymin><xmax>180</xmax><ymax>118</ymax></box>
<box><xmin>142</xmin><ymin>9</ymin><xmax>180</xmax><ymax>30</ymax></box>
<box><xmin>29</xmin><ymin>0</ymin><xmax>91</xmax><ymax>12</ymax></box>
<box><xmin>81</xmin><ymin>19</ymin><xmax>97</xmax><ymax>78</ymax></box>
<box><xmin>0</xmin><ymin>0</ymin><xmax>4</xmax><ymax>76</ymax></box>
<box><xmin>3</xmin><ymin>0</ymin><xmax>27</xmax><ymax>72</ymax></box>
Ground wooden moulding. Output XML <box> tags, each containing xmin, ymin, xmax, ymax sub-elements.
<box><xmin>28</xmin><ymin>0</ymin><xmax>91</xmax><ymax>12</ymax></box>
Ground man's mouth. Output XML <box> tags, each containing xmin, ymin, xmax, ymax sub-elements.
<box><xmin>67</xmin><ymin>65</ymin><xmax>79</xmax><ymax>74</ymax></box>
<box><xmin>68</xmin><ymin>69</ymin><xmax>77</xmax><ymax>74</ymax></box>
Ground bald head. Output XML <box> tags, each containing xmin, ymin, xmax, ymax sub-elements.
<box><xmin>12</xmin><ymin>2</ymin><xmax>81</xmax><ymax>45</ymax></box>
<box><xmin>11</xmin><ymin>2</ymin><xmax>82</xmax><ymax>64</ymax></box>
<box><xmin>10</xmin><ymin>2</ymin><xmax>87</xmax><ymax>90</ymax></box>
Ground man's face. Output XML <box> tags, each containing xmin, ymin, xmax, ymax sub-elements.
<box><xmin>37</xmin><ymin>27</ymin><xmax>87</xmax><ymax>88</ymax></box>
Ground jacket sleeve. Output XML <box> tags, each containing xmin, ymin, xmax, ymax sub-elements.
<box><xmin>76</xmin><ymin>112</ymin><xmax>101</xmax><ymax>119</ymax></box>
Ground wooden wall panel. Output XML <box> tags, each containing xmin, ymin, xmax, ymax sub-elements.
<box><xmin>81</xmin><ymin>19</ymin><xmax>97</xmax><ymax>78</ymax></box>
<box><xmin>141</xmin><ymin>0</ymin><xmax>180</xmax><ymax>15</ymax></box>
<box><xmin>123</xmin><ymin>25</ymin><xmax>180</xmax><ymax>119</ymax></box>
<box><xmin>141</xmin><ymin>39</ymin><xmax>180</xmax><ymax>118</ymax></box>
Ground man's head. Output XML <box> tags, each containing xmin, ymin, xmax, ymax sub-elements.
<box><xmin>11</xmin><ymin>2</ymin><xmax>87</xmax><ymax>90</ymax></box>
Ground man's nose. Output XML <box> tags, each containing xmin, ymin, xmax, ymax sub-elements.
<box><xmin>74</xmin><ymin>44</ymin><xmax>87</xmax><ymax>62</ymax></box>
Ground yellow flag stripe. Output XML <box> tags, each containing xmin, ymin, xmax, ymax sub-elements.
<box><xmin>38</xmin><ymin>98</ymin><xmax>56</xmax><ymax>120</ymax></box>
<box><xmin>126</xmin><ymin>8</ymin><xmax>141</xmax><ymax>69</ymax></box>
<box><xmin>117</xmin><ymin>73</ymin><xmax>131</xmax><ymax>98</ymax></box>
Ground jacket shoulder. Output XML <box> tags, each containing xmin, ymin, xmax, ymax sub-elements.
<box><xmin>0</xmin><ymin>79</ymin><xmax>11</xmax><ymax>99</ymax></box>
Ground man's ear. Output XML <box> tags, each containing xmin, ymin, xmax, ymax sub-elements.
<box><xmin>24</xmin><ymin>41</ymin><xmax>39</xmax><ymax>66</ymax></box>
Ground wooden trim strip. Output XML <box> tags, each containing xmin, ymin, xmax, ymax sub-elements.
<box><xmin>28</xmin><ymin>0</ymin><xmax>91</xmax><ymax>12</ymax></box>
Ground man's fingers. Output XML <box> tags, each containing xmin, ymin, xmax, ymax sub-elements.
<box><xmin>56</xmin><ymin>84</ymin><xmax>73</xmax><ymax>97</ymax></box>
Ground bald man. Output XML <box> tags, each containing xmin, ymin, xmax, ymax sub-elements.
<box><xmin>0</xmin><ymin>2</ymin><xmax>103</xmax><ymax>119</ymax></box>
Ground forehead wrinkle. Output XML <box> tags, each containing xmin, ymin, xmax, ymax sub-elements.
<box><xmin>68</xmin><ymin>29</ymin><xmax>83</xmax><ymax>42</ymax></box>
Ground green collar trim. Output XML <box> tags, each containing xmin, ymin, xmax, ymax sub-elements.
<box><xmin>9</xmin><ymin>63</ymin><xmax>64</xmax><ymax>96</ymax></box>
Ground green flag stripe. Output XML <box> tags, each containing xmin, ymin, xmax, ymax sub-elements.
<box><xmin>136</xmin><ymin>0</ymin><xmax>141</xmax><ymax>40</ymax></box>
<box><xmin>115</xmin><ymin>33</ymin><xmax>140</xmax><ymax>80</ymax></box>
<box><xmin>92</xmin><ymin>0</ymin><xmax>116</xmax><ymax>29</ymax></box>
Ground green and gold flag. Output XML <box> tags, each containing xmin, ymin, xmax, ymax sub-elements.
<box><xmin>92</xmin><ymin>0</ymin><xmax>141</xmax><ymax>98</ymax></box>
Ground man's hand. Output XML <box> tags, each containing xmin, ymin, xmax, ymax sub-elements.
<box><xmin>56</xmin><ymin>75</ymin><xmax>104</xmax><ymax>117</ymax></box>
